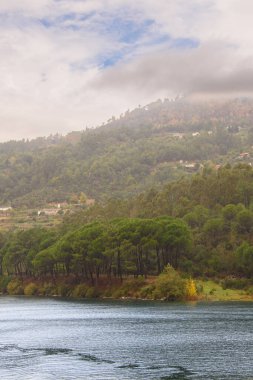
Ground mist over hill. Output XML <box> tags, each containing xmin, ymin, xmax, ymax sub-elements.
<box><xmin>0</xmin><ymin>98</ymin><xmax>253</xmax><ymax>207</ymax></box>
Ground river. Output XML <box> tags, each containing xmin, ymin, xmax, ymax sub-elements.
<box><xmin>0</xmin><ymin>297</ymin><xmax>252</xmax><ymax>379</ymax></box>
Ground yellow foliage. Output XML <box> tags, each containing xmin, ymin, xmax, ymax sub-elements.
<box><xmin>185</xmin><ymin>278</ymin><xmax>197</xmax><ymax>299</ymax></box>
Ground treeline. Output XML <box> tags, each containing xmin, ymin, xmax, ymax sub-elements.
<box><xmin>0</xmin><ymin>99</ymin><xmax>253</xmax><ymax>206</ymax></box>
<box><xmin>0</xmin><ymin>218</ymin><xmax>191</xmax><ymax>282</ymax></box>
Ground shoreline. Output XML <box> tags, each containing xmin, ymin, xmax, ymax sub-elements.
<box><xmin>1</xmin><ymin>276</ymin><xmax>253</xmax><ymax>303</ymax></box>
<box><xmin>1</xmin><ymin>291</ymin><xmax>253</xmax><ymax>303</ymax></box>
<box><xmin>1</xmin><ymin>293</ymin><xmax>253</xmax><ymax>303</ymax></box>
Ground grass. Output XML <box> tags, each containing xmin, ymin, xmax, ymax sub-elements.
<box><xmin>197</xmin><ymin>280</ymin><xmax>253</xmax><ymax>301</ymax></box>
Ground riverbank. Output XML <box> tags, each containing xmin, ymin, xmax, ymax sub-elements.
<box><xmin>1</xmin><ymin>274</ymin><xmax>253</xmax><ymax>302</ymax></box>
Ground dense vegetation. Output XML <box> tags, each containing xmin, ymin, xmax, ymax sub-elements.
<box><xmin>0</xmin><ymin>217</ymin><xmax>190</xmax><ymax>279</ymax></box>
<box><xmin>0</xmin><ymin>165</ymin><xmax>253</xmax><ymax>300</ymax></box>
<box><xmin>63</xmin><ymin>164</ymin><xmax>253</xmax><ymax>278</ymax></box>
<box><xmin>1</xmin><ymin>98</ymin><xmax>253</xmax><ymax>207</ymax></box>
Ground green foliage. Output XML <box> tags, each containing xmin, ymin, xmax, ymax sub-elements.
<box><xmin>56</xmin><ymin>284</ymin><xmax>72</xmax><ymax>297</ymax></box>
<box><xmin>72</xmin><ymin>284</ymin><xmax>90</xmax><ymax>298</ymax></box>
<box><xmin>152</xmin><ymin>265</ymin><xmax>186</xmax><ymax>300</ymax></box>
<box><xmin>221</xmin><ymin>278</ymin><xmax>251</xmax><ymax>290</ymax></box>
<box><xmin>0</xmin><ymin>276</ymin><xmax>11</xmax><ymax>293</ymax></box>
<box><xmin>236</xmin><ymin>243</ymin><xmax>253</xmax><ymax>277</ymax></box>
<box><xmin>0</xmin><ymin>161</ymin><xmax>253</xmax><ymax>292</ymax></box>
<box><xmin>112</xmin><ymin>278</ymin><xmax>146</xmax><ymax>298</ymax></box>
<box><xmin>7</xmin><ymin>279</ymin><xmax>24</xmax><ymax>295</ymax></box>
<box><xmin>85</xmin><ymin>287</ymin><xmax>100</xmax><ymax>298</ymax></box>
<box><xmin>0</xmin><ymin>99</ymin><xmax>252</xmax><ymax>207</ymax></box>
<box><xmin>139</xmin><ymin>284</ymin><xmax>155</xmax><ymax>299</ymax></box>
<box><xmin>40</xmin><ymin>282</ymin><xmax>57</xmax><ymax>296</ymax></box>
<box><xmin>24</xmin><ymin>282</ymin><xmax>38</xmax><ymax>296</ymax></box>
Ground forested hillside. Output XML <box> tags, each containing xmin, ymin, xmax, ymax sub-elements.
<box><xmin>1</xmin><ymin>98</ymin><xmax>253</xmax><ymax>207</ymax></box>
<box><xmin>1</xmin><ymin>165</ymin><xmax>253</xmax><ymax>282</ymax></box>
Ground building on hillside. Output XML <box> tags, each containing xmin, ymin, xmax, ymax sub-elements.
<box><xmin>38</xmin><ymin>209</ymin><xmax>61</xmax><ymax>216</ymax></box>
<box><xmin>48</xmin><ymin>202</ymin><xmax>69</xmax><ymax>209</ymax></box>
<box><xmin>0</xmin><ymin>206</ymin><xmax>12</xmax><ymax>216</ymax></box>
<box><xmin>183</xmin><ymin>163</ymin><xmax>198</xmax><ymax>172</ymax></box>
<box><xmin>0</xmin><ymin>207</ymin><xmax>12</xmax><ymax>211</ymax></box>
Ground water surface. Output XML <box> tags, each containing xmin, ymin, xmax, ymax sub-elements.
<box><xmin>0</xmin><ymin>297</ymin><xmax>253</xmax><ymax>379</ymax></box>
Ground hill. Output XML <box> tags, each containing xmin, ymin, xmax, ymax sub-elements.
<box><xmin>0</xmin><ymin>97</ymin><xmax>253</xmax><ymax>208</ymax></box>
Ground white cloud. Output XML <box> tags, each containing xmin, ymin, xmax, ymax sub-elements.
<box><xmin>0</xmin><ymin>0</ymin><xmax>253</xmax><ymax>141</ymax></box>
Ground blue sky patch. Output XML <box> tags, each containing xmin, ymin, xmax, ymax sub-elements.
<box><xmin>39</xmin><ymin>11</ymin><xmax>94</xmax><ymax>30</ymax></box>
<box><xmin>100</xmin><ymin>16</ymin><xmax>154</xmax><ymax>44</ymax></box>
<box><xmin>102</xmin><ymin>51</ymin><xmax>125</xmax><ymax>68</ymax></box>
<box><xmin>37</xmin><ymin>8</ymin><xmax>199</xmax><ymax>72</ymax></box>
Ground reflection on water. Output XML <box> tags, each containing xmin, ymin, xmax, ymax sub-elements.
<box><xmin>0</xmin><ymin>297</ymin><xmax>252</xmax><ymax>379</ymax></box>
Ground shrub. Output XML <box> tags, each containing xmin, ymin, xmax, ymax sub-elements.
<box><xmin>196</xmin><ymin>283</ymin><xmax>203</xmax><ymax>294</ymax></box>
<box><xmin>72</xmin><ymin>284</ymin><xmax>89</xmax><ymax>298</ymax></box>
<box><xmin>139</xmin><ymin>284</ymin><xmax>155</xmax><ymax>299</ymax></box>
<box><xmin>115</xmin><ymin>277</ymin><xmax>146</xmax><ymax>298</ymax></box>
<box><xmin>40</xmin><ymin>282</ymin><xmax>56</xmax><ymax>296</ymax></box>
<box><xmin>85</xmin><ymin>287</ymin><xmax>99</xmax><ymax>298</ymax></box>
<box><xmin>56</xmin><ymin>284</ymin><xmax>72</xmax><ymax>297</ymax></box>
<box><xmin>7</xmin><ymin>279</ymin><xmax>24</xmax><ymax>295</ymax></box>
<box><xmin>152</xmin><ymin>265</ymin><xmax>186</xmax><ymax>301</ymax></box>
<box><xmin>111</xmin><ymin>288</ymin><xmax>125</xmax><ymax>298</ymax></box>
<box><xmin>246</xmin><ymin>286</ymin><xmax>253</xmax><ymax>296</ymax></box>
<box><xmin>24</xmin><ymin>283</ymin><xmax>38</xmax><ymax>296</ymax></box>
<box><xmin>103</xmin><ymin>288</ymin><xmax>114</xmax><ymax>297</ymax></box>
<box><xmin>221</xmin><ymin>278</ymin><xmax>250</xmax><ymax>290</ymax></box>
<box><xmin>0</xmin><ymin>276</ymin><xmax>11</xmax><ymax>293</ymax></box>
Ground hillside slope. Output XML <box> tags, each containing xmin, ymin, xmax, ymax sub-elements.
<box><xmin>0</xmin><ymin>98</ymin><xmax>253</xmax><ymax>207</ymax></box>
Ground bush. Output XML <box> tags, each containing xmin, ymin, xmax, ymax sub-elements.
<box><xmin>85</xmin><ymin>287</ymin><xmax>99</xmax><ymax>298</ymax></box>
<box><xmin>246</xmin><ymin>286</ymin><xmax>253</xmax><ymax>296</ymax></box>
<box><xmin>56</xmin><ymin>284</ymin><xmax>72</xmax><ymax>297</ymax></box>
<box><xmin>24</xmin><ymin>283</ymin><xmax>38</xmax><ymax>296</ymax></box>
<box><xmin>72</xmin><ymin>284</ymin><xmax>89</xmax><ymax>298</ymax></box>
<box><xmin>40</xmin><ymin>282</ymin><xmax>57</xmax><ymax>296</ymax></box>
<box><xmin>152</xmin><ymin>265</ymin><xmax>186</xmax><ymax>301</ymax></box>
<box><xmin>0</xmin><ymin>276</ymin><xmax>11</xmax><ymax>293</ymax></box>
<box><xmin>221</xmin><ymin>278</ymin><xmax>250</xmax><ymax>290</ymax></box>
<box><xmin>196</xmin><ymin>283</ymin><xmax>203</xmax><ymax>294</ymax></box>
<box><xmin>7</xmin><ymin>279</ymin><xmax>24</xmax><ymax>295</ymax></box>
<box><xmin>117</xmin><ymin>277</ymin><xmax>146</xmax><ymax>298</ymax></box>
<box><xmin>111</xmin><ymin>289</ymin><xmax>122</xmax><ymax>298</ymax></box>
<box><xmin>103</xmin><ymin>288</ymin><xmax>114</xmax><ymax>297</ymax></box>
<box><xmin>139</xmin><ymin>284</ymin><xmax>155</xmax><ymax>299</ymax></box>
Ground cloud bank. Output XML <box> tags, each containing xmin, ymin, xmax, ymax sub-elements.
<box><xmin>0</xmin><ymin>0</ymin><xmax>253</xmax><ymax>141</ymax></box>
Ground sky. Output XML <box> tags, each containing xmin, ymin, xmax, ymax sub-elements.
<box><xmin>1</xmin><ymin>0</ymin><xmax>253</xmax><ymax>141</ymax></box>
